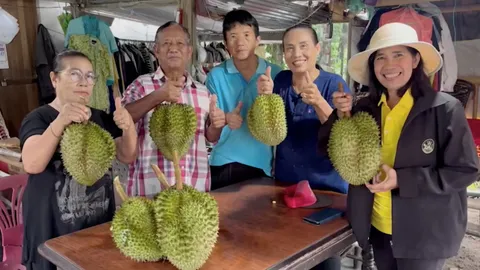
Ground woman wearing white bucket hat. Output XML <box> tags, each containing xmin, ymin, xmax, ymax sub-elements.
<box><xmin>318</xmin><ymin>22</ymin><xmax>479</xmax><ymax>270</ymax></box>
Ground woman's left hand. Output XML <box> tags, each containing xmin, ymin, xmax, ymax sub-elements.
<box><xmin>366</xmin><ymin>164</ymin><xmax>398</xmax><ymax>193</ymax></box>
<box><xmin>113</xmin><ymin>97</ymin><xmax>134</xmax><ymax>131</ymax></box>
<box><xmin>300</xmin><ymin>72</ymin><xmax>323</xmax><ymax>107</ymax></box>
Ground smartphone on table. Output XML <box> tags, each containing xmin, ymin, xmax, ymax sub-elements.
<box><xmin>303</xmin><ymin>208</ymin><xmax>344</xmax><ymax>226</ymax></box>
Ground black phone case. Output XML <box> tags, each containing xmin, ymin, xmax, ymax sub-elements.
<box><xmin>303</xmin><ymin>208</ymin><xmax>344</xmax><ymax>225</ymax></box>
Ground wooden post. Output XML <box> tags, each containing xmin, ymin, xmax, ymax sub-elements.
<box><xmin>179</xmin><ymin>0</ymin><xmax>197</xmax><ymax>69</ymax></box>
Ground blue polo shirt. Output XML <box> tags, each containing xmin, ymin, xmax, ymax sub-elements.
<box><xmin>206</xmin><ymin>58</ymin><xmax>282</xmax><ymax>176</ymax></box>
<box><xmin>273</xmin><ymin>69</ymin><xmax>350</xmax><ymax>194</ymax></box>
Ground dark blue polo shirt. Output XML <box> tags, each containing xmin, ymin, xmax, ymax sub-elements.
<box><xmin>273</xmin><ymin>69</ymin><xmax>351</xmax><ymax>194</ymax></box>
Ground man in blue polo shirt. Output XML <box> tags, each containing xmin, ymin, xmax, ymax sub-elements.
<box><xmin>205</xmin><ymin>9</ymin><xmax>282</xmax><ymax>190</ymax></box>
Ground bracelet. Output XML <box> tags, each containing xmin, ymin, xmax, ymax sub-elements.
<box><xmin>50</xmin><ymin>124</ymin><xmax>60</xmax><ymax>138</ymax></box>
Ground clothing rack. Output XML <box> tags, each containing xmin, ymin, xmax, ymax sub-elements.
<box><xmin>118</xmin><ymin>38</ymin><xmax>156</xmax><ymax>49</ymax></box>
<box><xmin>115</xmin><ymin>37</ymin><xmax>158</xmax><ymax>92</ymax></box>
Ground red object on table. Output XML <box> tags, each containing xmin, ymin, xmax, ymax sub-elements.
<box><xmin>283</xmin><ymin>180</ymin><xmax>317</xmax><ymax>208</ymax></box>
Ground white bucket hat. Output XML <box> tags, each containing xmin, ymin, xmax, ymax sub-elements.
<box><xmin>348</xmin><ymin>22</ymin><xmax>443</xmax><ymax>86</ymax></box>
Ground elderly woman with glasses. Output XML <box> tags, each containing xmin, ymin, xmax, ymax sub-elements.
<box><xmin>18</xmin><ymin>49</ymin><xmax>138</xmax><ymax>270</ymax></box>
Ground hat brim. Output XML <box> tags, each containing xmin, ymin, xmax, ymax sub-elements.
<box><xmin>348</xmin><ymin>41</ymin><xmax>443</xmax><ymax>86</ymax></box>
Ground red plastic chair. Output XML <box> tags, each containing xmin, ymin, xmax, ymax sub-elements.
<box><xmin>0</xmin><ymin>174</ymin><xmax>27</xmax><ymax>270</ymax></box>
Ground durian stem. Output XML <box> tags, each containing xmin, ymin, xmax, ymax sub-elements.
<box><xmin>113</xmin><ymin>176</ymin><xmax>128</xmax><ymax>202</ymax></box>
<box><xmin>338</xmin><ymin>82</ymin><xmax>351</xmax><ymax>118</ymax></box>
<box><xmin>151</xmin><ymin>164</ymin><xmax>170</xmax><ymax>188</ymax></box>
<box><xmin>172</xmin><ymin>151</ymin><xmax>183</xmax><ymax>190</ymax></box>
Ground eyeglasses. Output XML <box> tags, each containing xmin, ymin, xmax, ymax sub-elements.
<box><xmin>62</xmin><ymin>69</ymin><xmax>97</xmax><ymax>85</ymax></box>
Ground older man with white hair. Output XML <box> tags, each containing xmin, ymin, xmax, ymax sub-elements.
<box><xmin>122</xmin><ymin>21</ymin><xmax>226</xmax><ymax>197</ymax></box>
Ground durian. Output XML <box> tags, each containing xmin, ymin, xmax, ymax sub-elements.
<box><xmin>111</xmin><ymin>176</ymin><xmax>164</xmax><ymax>262</ymax></box>
<box><xmin>149</xmin><ymin>103</ymin><xmax>197</xmax><ymax>161</ymax></box>
<box><xmin>154</xmin><ymin>152</ymin><xmax>219</xmax><ymax>270</ymax></box>
<box><xmin>247</xmin><ymin>94</ymin><xmax>287</xmax><ymax>146</ymax></box>
<box><xmin>327</xmin><ymin>83</ymin><xmax>381</xmax><ymax>185</ymax></box>
<box><xmin>60</xmin><ymin>121</ymin><xmax>116</xmax><ymax>186</ymax></box>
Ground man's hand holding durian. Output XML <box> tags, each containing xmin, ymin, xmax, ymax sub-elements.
<box><xmin>158</xmin><ymin>76</ymin><xmax>185</xmax><ymax>103</ymax></box>
<box><xmin>124</xmin><ymin>75</ymin><xmax>184</xmax><ymax>123</ymax></box>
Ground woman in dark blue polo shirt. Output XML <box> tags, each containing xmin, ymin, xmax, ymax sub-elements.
<box><xmin>272</xmin><ymin>24</ymin><xmax>350</xmax><ymax>194</ymax></box>
<box><xmin>269</xmin><ymin>24</ymin><xmax>351</xmax><ymax>270</ymax></box>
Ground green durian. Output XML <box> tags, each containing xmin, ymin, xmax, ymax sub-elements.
<box><xmin>247</xmin><ymin>94</ymin><xmax>287</xmax><ymax>146</ymax></box>
<box><xmin>155</xmin><ymin>185</ymin><xmax>219</xmax><ymax>270</ymax></box>
<box><xmin>153</xmin><ymin>143</ymin><xmax>219</xmax><ymax>269</ymax></box>
<box><xmin>60</xmin><ymin>121</ymin><xmax>116</xmax><ymax>186</ymax></box>
<box><xmin>148</xmin><ymin>103</ymin><xmax>197</xmax><ymax>161</ymax></box>
<box><xmin>111</xmin><ymin>177</ymin><xmax>164</xmax><ymax>262</ymax></box>
<box><xmin>328</xmin><ymin>111</ymin><xmax>382</xmax><ymax>185</ymax></box>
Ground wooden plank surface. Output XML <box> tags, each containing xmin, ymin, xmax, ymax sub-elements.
<box><xmin>39</xmin><ymin>178</ymin><xmax>353</xmax><ymax>270</ymax></box>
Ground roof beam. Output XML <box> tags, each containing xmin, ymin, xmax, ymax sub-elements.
<box><xmin>440</xmin><ymin>4</ymin><xmax>480</xmax><ymax>13</ymax></box>
<box><xmin>199</xmin><ymin>31</ymin><xmax>284</xmax><ymax>41</ymax></box>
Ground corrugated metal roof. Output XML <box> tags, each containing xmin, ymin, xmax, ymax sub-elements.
<box><xmin>203</xmin><ymin>0</ymin><xmax>331</xmax><ymax>30</ymax></box>
<box><xmin>64</xmin><ymin>0</ymin><xmax>333</xmax><ymax>33</ymax></box>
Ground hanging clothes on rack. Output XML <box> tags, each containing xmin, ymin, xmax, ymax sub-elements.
<box><xmin>416</xmin><ymin>2</ymin><xmax>458</xmax><ymax>93</ymax></box>
<box><xmin>115</xmin><ymin>38</ymin><xmax>158</xmax><ymax>89</ymax></box>
<box><xmin>65</xmin><ymin>15</ymin><xmax>120</xmax><ymax>113</ymax></box>
<box><xmin>68</xmin><ymin>35</ymin><xmax>113</xmax><ymax>113</ymax></box>
<box><xmin>35</xmin><ymin>24</ymin><xmax>57</xmax><ymax>105</ymax></box>
<box><xmin>203</xmin><ymin>41</ymin><xmax>230</xmax><ymax>64</ymax></box>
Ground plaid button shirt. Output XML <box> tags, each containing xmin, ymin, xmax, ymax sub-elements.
<box><xmin>121</xmin><ymin>67</ymin><xmax>212</xmax><ymax>197</ymax></box>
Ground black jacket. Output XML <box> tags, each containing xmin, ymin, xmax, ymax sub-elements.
<box><xmin>318</xmin><ymin>90</ymin><xmax>479</xmax><ymax>259</ymax></box>
<box><xmin>35</xmin><ymin>24</ymin><xmax>57</xmax><ymax>105</ymax></box>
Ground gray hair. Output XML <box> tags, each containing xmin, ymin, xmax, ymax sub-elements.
<box><xmin>155</xmin><ymin>21</ymin><xmax>191</xmax><ymax>44</ymax></box>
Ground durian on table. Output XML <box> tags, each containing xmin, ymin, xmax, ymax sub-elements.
<box><xmin>149</xmin><ymin>102</ymin><xmax>220</xmax><ymax>270</ymax></box>
<box><xmin>60</xmin><ymin>121</ymin><xmax>116</xmax><ymax>186</ymax></box>
<box><xmin>327</xmin><ymin>83</ymin><xmax>382</xmax><ymax>186</ymax></box>
<box><xmin>111</xmin><ymin>175</ymin><xmax>165</xmax><ymax>262</ymax></box>
<box><xmin>247</xmin><ymin>93</ymin><xmax>288</xmax><ymax>146</ymax></box>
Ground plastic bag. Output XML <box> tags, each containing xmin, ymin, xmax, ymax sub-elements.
<box><xmin>283</xmin><ymin>180</ymin><xmax>317</xmax><ymax>209</ymax></box>
<box><xmin>0</xmin><ymin>7</ymin><xmax>19</xmax><ymax>44</ymax></box>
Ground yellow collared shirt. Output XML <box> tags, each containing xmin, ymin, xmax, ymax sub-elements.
<box><xmin>371</xmin><ymin>90</ymin><xmax>414</xmax><ymax>235</ymax></box>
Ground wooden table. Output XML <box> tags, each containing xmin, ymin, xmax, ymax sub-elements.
<box><xmin>38</xmin><ymin>177</ymin><xmax>355</xmax><ymax>270</ymax></box>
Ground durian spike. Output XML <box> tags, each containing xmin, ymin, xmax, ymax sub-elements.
<box><xmin>338</xmin><ymin>82</ymin><xmax>351</xmax><ymax>118</ymax></box>
<box><xmin>113</xmin><ymin>176</ymin><xmax>128</xmax><ymax>202</ymax></box>
<box><xmin>172</xmin><ymin>151</ymin><xmax>183</xmax><ymax>190</ymax></box>
<box><xmin>151</xmin><ymin>164</ymin><xmax>170</xmax><ymax>189</ymax></box>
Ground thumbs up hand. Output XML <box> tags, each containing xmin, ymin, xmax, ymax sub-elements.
<box><xmin>226</xmin><ymin>101</ymin><xmax>243</xmax><ymax>130</ymax></box>
<box><xmin>257</xmin><ymin>66</ymin><xmax>274</xmax><ymax>95</ymax></box>
<box><xmin>299</xmin><ymin>72</ymin><xmax>322</xmax><ymax>107</ymax></box>
<box><xmin>208</xmin><ymin>94</ymin><xmax>226</xmax><ymax>129</ymax></box>
<box><xmin>113</xmin><ymin>96</ymin><xmax>134</xmax><ymax>131</ymax></box>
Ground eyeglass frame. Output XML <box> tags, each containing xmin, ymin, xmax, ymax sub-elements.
<box><xmin>54</xmin><ymin>68</ymin><xmax>97</xmax><ymax>86</ymax></box>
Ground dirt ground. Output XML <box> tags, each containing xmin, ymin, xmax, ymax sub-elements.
<box><xmin>443</xmin><ymin>208</ymin><xmax>480</xmax><ymax>270</ymax></box>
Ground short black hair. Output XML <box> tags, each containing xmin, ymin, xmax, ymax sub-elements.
<box><xmin>155</xmin><ymin>21</ymin><xmax>191</xmax><ymax>43</ymax></box>
<box><xmin>367</xmin><ymin>47</ymin><xmax>434</xmax><ymax>103</ymax></box>
<box><xmin>222</xmin><ymin>9</ymin><xmax>260</xmax><ymax>41</ymax></box>
<box><xmin>53</xmin><ymin>50</ymin><xmax>91</xmax><ymax>73</ymax></box>
<box><xmin>282</xmin><ymin>24</ymin><xmax>319</xmax><ymax>50</ymax></box>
